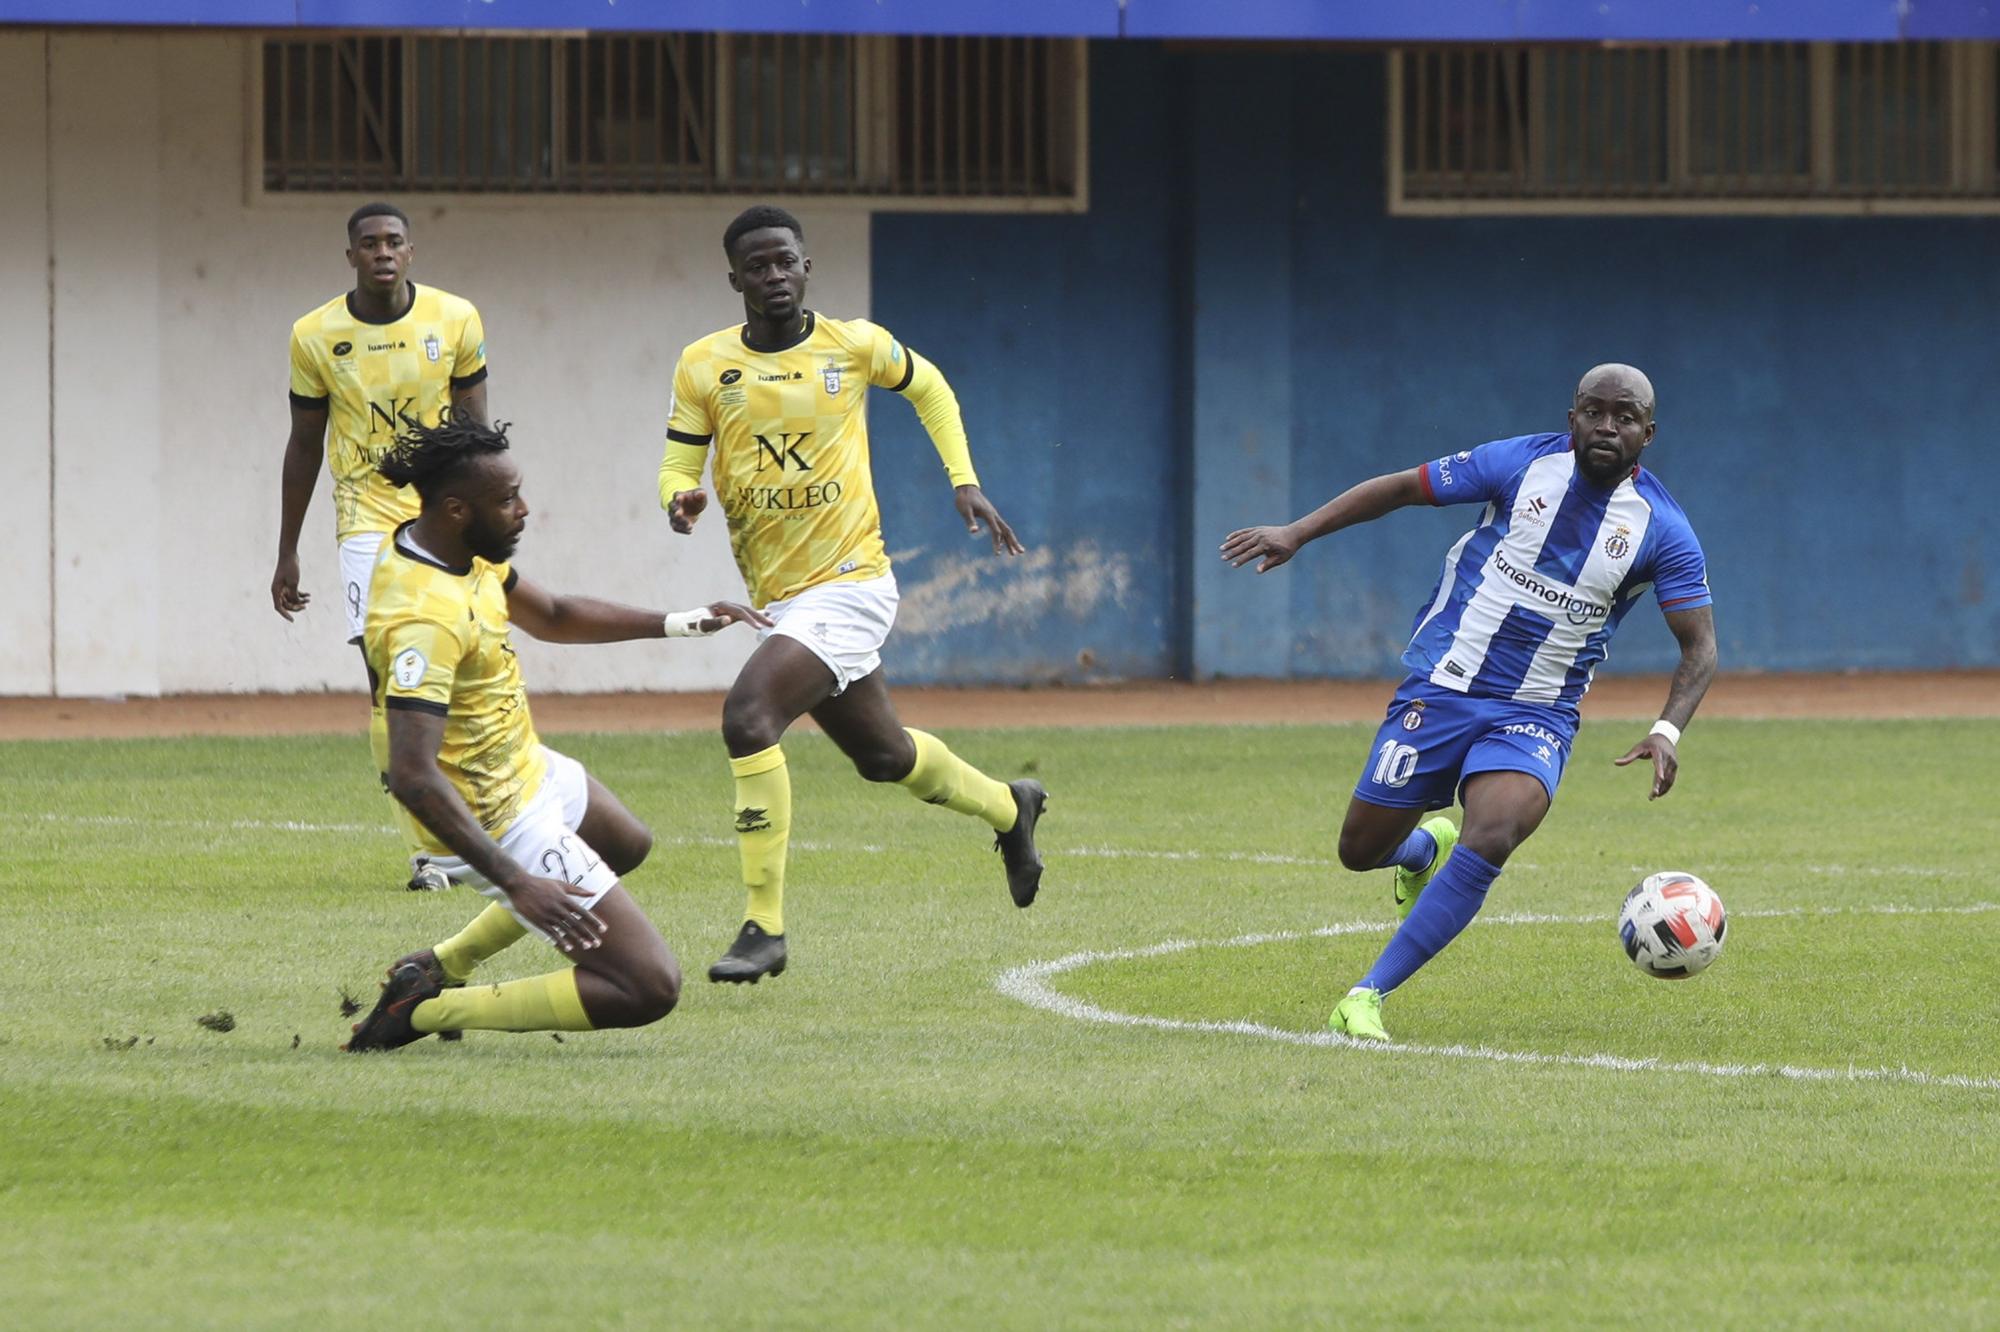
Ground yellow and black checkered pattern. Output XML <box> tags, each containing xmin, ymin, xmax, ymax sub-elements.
<box><xmin>289</xmin><ymin>284</ymin><xmax>488</xmax><ymax>541</ymax></box>
<box><xmin>663</xmin><ymin>312</ymin><xmax>974</xmax><ymax>607</ymax></box>
<box><xmin>364</xmin><ymin>529</ymin><xmax>545</xmax><ymax>855</ymax></box>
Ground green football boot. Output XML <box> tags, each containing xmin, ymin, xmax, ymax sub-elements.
<box><xmin>1328</xmin><ymin>986</ymin><xmax>1390</xmax><ymax>1043</ymax></box>
<box><xmin>1394</xmin><ymin>816</ymin><xmax>1459</xmax><ymax>920</ymax></box>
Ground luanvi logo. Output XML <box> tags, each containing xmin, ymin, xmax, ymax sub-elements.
<box><xmin>735</xmin><ymin>806</ymin><xmax>771</xmax><ymax>833</ymax></box>
<box><xmin>720</xmin><ymin>369</ymin><xmax>742</xmax><ymax>385</ymax></box>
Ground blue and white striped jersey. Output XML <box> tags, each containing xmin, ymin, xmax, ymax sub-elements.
<box><xmin>1403</xmin><ymin>433</ymin><xmax>1711</xmax><ymax>708</ymax></box>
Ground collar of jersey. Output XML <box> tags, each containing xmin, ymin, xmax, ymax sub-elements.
<box><xmin>346</xmin><ymin>282</ymin><xmax>420</xmax><ymax>327</ymax></box>
<box><xmin>740</xmin><ymin>309</ymin><xmax>815</xmax><ymax>354</ymax></box>
<box><xmin>393</xmin><ymin>519</ymin><xmax>472</xmax><ymax>576</ymax></box>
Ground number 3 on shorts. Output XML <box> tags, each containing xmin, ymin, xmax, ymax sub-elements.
<box><xmin>1372</xmin><ymin>740</ymin><xmax>1419</xmax><ymax>789</ymax></box>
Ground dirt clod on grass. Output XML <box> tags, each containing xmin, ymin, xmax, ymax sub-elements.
<box><xmin>337</xmin><ymin>989</ymin><xmax>362</xmax><ymax>1018</ymax></box>
<box><xmin>196</xmin><ymin>1011</ymin><xmax>236</xmax><ymax>1033</ymax></box>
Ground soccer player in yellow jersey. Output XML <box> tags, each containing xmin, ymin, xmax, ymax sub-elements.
<box><xmin>343</xmin><ymin>416</ymin><xmax>768</xmax><ymax>1052</ymax></box>
<box><xmin>271</xmin><ymin>202</ymin><xmax>490</xmax><ymax>663</ymax></box>
<box><xmin>659</xmin><ymin>204</ymin><xmax>1046</xmax><ymax>985</ymax></box>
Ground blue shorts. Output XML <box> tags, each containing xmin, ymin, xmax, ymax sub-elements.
<box><xmin>1352</xmin><ymin>677</ymin><xmax>1577</xmax><ymax>811</ymax></box>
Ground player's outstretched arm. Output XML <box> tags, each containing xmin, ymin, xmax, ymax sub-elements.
<box><xmin>271</xmin><ymin>400</ymin><xmax>330</xmax><ymax>620</ymax></box>
<box><xmin>1614</xmin><ymin>604</ymin><xmax>1718</xmax><ymax>800</ymax></box>
<box><xmin>384</xmin><ymin>707</ymin><xmax>606</xmax><ymax>951</ymax></box>
<box><xmin>1220</xmin><ymin>467</ymin><xmax>1428</xmax><ymax>573</ymax></box>
<box><xmin>506</xmin><ymin>574</ymin><xmax>769</xmax><ymax>644</ymax></box>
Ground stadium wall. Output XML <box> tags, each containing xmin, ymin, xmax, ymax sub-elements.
<box><xmin>873</xmin><ymin>43</ymin><xmax>2000</xmax><ymax>682</ymax></box>
<box><xmin>0</xmin><ymin>30</ymin><xmax>874</xmax><ymax>698</ymax></box>
<box><xmin>5</xmin><ymin>35</ymin><xmax>1995</xmax><ymax>696</ymax></box>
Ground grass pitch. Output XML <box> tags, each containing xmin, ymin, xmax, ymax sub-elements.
<box><xmin>2</xmin><ymin>717</ymin><xmax>1996</xmax><ymax>1328</ymax></box>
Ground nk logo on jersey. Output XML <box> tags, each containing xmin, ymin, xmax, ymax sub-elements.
<box><xmin>367</xmin><ymin>396</ymin><xmax>419</xmax><ymax>434</ymax></box>
<box><xmin>754</xmin><ymin>432</ymin><xmax>814</xmax><ymax>472</ymax></box>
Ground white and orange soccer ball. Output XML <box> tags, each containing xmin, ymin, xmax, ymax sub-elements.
<box><xmin>1618</xmin><ymin>871</ymin><xmax>1727</xmax><ymax>979</ymax></box>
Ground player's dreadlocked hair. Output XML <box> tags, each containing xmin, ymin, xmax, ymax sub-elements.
<box><xmin>723</xmin><ymin>204</ymin><xmax>804</xmax><ymax>262</ymax></box>
<box><xmin>377</xmin><ymin>412</ymin><xmax>512</xmax><ymax>502</ymax></box>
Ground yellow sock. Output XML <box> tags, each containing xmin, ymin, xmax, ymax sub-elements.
<box><xmin>411</xmin><ymin>968</ymin><xmax>594</xmax><ymax>1033</ymax></box>
<box><xmin>898</xmin><ymin>729</ymin><xmax>1018</xmax><ymax>830</ymax></box>
<box><xmin>432</xmin><ymin>902</ymin><xmax>529</xmax><ymax>983</ymax></box>
<box><xmin>730</xmin><ymin>744</ymin><xmax>790</xmax><ymax>935</ymax></box>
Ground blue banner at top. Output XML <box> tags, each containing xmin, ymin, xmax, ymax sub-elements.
<box><xmin>5</xmin><ymin>0</ymin><xmax>1996</xmax><ymax>40</ymax></box>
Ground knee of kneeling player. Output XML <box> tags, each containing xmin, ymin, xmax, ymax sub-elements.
<box><xmin>632</xmin><ymin>958</ymin><xmax>682</xmax><ymax>1023</ymax></box>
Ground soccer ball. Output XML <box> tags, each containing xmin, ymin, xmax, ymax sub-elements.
<box><xmin>1618</xmin><ymin>871</ymin><xmax>1727</xmax><ymax>979</ymax></box>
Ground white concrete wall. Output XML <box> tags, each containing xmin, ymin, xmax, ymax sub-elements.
<box><xmin>0</xmin><ymin>35</ymin><xmax>52</xmax><ymax>695</ymax></box>
<box><xmin>1</xmin><ymin>31</ymin><xmax>873</xmax><ymax>697</ymax></box>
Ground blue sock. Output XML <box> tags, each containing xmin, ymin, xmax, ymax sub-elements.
<box><xmin>1360</xmin><ymin>845</ymin><xmax>1501</xmax><ymax>995</ymax></box>
<box><xmin>1375</xmin><ymin>826</ymin><xmax>1437</xmax><ymax>873</ymax></box>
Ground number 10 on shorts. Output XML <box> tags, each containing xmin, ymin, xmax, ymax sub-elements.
<box><xmin>1373</xmin><ymin>740</ymin><xmax>1419</xmax><ymax>789</ymax></box>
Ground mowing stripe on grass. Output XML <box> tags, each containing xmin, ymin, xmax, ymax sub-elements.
<box><xmin>995</xmin><ymin>903</ymin><xmax>2000</xmax><ymax>1092</ymax></box>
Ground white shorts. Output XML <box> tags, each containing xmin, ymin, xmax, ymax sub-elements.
<box><xmin>759</xmin><ymin>572</ymin><xmax>899</xmax><ymax>695</ymax></box>
<box><xmin>339</xmin><ymin>532</ymin><xmax>387</xmax><ymax>643</ymax></box>
<box><xmin>420</xmin><ymin>747</ymin><xmax>619</xmax><ymax>942</ymax></box>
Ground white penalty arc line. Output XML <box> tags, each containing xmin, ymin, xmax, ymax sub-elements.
<box><xmin>995</xmin><ymin>903</ymin><xmax>2000</xmax><ymax>1092</ymax></box>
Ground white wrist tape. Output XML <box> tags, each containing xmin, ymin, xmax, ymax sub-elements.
<box><xmin>662</xmin><ymin>608</ymin><xmax>718</xmax><ymax>638</ymax></box>
<box><xmin>1649</xmin><ymin>719</ymin><xmax>1682</xmax><ymax>747</ymax></box>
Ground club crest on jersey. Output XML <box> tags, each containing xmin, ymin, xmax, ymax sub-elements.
<box><xmin>1400</xmin><ymin>707</ymin><xmax>1424</xmax><ymax>731</ymax></box>
<box><xmin>822</xmin><ymin>360</ymin><xmax>842</xmax><ymax>395</ymax></box>
<box><xmin>1604</xmin><ymin>527</ymin><xmax>1631</xmax><ymax>559</ymax></box>
<box><xmin>423</xmin><ymin>334</ymin><xmax>441</xmax><ymax>363</ymax></box>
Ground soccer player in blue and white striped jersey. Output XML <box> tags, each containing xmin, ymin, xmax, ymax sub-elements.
<box><xmin>1220</xmin><ymin>364</ymin><xmax>1718</xmax><ymax>1042</ymax></box>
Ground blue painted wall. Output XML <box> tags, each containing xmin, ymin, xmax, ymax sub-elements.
<box><xmin>872</xmin><ymin>44</ymin><xmax>2000</xmax><ymax>683</ymax></box>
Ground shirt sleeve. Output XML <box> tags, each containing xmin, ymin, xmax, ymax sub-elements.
<box><xmin>288</xmin><ymin>329</ymin><xmax>329</xmax><ymax>407</ymax></box>
<box><xmin>865</xmin><ymin>321</ymin><xmax>917</xmax><ymax>393</ymax></box>
<box><xmin>665</xmin><ymin>354</ymin><xmax>712</xmax><ymax>444</ymax></box>
<box><xmin>451</xmin><ymin>305</ymin><xmax>489</xmax><ymax>390</ymax></box>
<box><xmin>659</xmin><ymin>355</ymin><xmax>713</xmax><ymax>507</ymax></box>
<box><xmin>377</xmin><ymin>615</ymin><xmax>466</xmax><ymax>717</ymax></box>
<box><xmin>1647</xmin><ymin>521</ymin><xmax>1713</xmax><ymax>612</ymax></box>
<box><xmin>1418</xmin><ymin>435</ymin><xmax>1543</xmax><ymax>507</ymax></box>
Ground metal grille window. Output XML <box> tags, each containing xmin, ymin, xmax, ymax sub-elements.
<box><xmin>1392</xmin><ymin>42</ymin><xmax>2000</xmax><ymax>212</ymax></box>
<box><xmin>260</xmin><ymin>33</ymin><xmax>1086</xmax><ymax>207</ymax></box>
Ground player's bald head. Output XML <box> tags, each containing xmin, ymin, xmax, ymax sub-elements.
<box><xmin>1576</xmin><ymin>364</ymin><xmax>1656</xmax><ymax>419</ymax></box>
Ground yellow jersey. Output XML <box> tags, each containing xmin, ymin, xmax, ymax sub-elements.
<box><xmin>289</xmin><ymin>284</ymin><xmax>489</xmax><ymax>542</ymax></box>
<box><xmin>364</xmin><ymin>524</ymin><xmax>546</xmax><ymax>856</ymax></box>
<box><xmin>660</xmin><ymin>311</ymin><xmax>977</xmax><ymax>607</ymax></box>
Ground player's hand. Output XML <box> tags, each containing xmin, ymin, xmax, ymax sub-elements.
<box><xmin>669</xmin><ymin>488</ymin><xmax>708</xmax><ymax>535</ymax></box>
<box><xmin>1220</xmin><ymin>524</ymin><xmax>1302</xmax><ymax>573</ymax></box>
<box><xmin>955</xmin><ymin>485</ymin><xmax>1024</xmax><ymax>556</ymax></box>
<box><xmin>507</xmin><ymin>875</ymin><xmax>608</xmax><ymax>953</ymax></box>
<box><xmin>702</xmin><ymin>600</ymin><xmax>773</xmax><ymax>631</ymax></box>
<box><xmin>271</xmin><ymin>552</ymin><xmax>309</xmax><ymax>620</ymax></box>
<box><xmin>1614</xmin><ymin>734</ymin><xmax>1678</xmax><ymax>800</ymax></box>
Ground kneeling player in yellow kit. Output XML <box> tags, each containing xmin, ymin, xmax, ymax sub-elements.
<box><xmin>660</xmin><ymin>205</ymin><xmax>1045</xmax><ymax>985</ymax></box>
<box><xmin>344</xmin><ymin>416</ymin><xmax>767</xmax><ymax>1051</ymax></box>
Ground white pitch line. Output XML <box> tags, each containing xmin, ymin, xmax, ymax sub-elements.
<box><xmin>4</xmin><ymin>810</ymin><xmax>1976</xmax><ymax>882</ymax></box>
<box><xmin>995</xmin><ymin>904</ymin><xmax>2000</xmax><ymax>1092</ymax></box>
